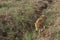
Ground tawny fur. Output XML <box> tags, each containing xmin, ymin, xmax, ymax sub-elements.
<box><xmin>35</xmin><ymin>15</ymin><xmax>46</xmax><ymax>31</ymax></box>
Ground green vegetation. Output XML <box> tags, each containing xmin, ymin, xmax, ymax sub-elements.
<box><xmin>0</xmin><ymin>0</ymin><xmax>38</xmax><ymax>40</ymax></box>
<box><xmin>0</xmin><ymin>0</ymin><xmax>60</xmax><ymax>40</ymax></box>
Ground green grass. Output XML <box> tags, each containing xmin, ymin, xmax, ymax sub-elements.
<box><xmin>0</xmin><ymin>0</ymin><xmax>60</xmax><ymax>40</ymax></box>
<box><xmin>23</xmin><ymin>31</ymin><xmax>40</xmax><ymax>40</ymax></box>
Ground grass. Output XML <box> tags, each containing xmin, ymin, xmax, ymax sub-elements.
<box><xmin>0</xmin><ymin>0</ymin><xmax>60</xmax><ymax>40</ymax></box>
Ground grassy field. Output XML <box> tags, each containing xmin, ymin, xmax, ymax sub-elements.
<box><xmin>0</xmin><ymin>0</ymin><xmax>60</xmax><ymax>40</ymax></box>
